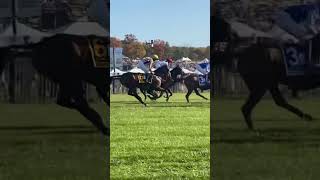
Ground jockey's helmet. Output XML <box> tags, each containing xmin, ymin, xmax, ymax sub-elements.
<box><xmin>152</xmin><ymin>54</ymin><xmax>159</xmax><ymax>60</ymax></box>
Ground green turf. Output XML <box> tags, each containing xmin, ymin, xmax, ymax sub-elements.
<box><xmin>0</xmin><ymin>104</ymin><xmax>107</xmax><ymax>180</ymax></box>
<box><xmin>111</xmin><ymin>93</ymin><xmax>210</xmax><ymax>179</ymax></box>
<box><xmin>213</xmin><ymin>97</ymin><xmax>320</xmax><ymax>180</ymax></box>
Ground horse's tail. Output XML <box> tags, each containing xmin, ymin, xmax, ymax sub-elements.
<box><xmin>119</xmin><ymin>73</ymin><xmax>132</xmax><ymax>88</ymax></box>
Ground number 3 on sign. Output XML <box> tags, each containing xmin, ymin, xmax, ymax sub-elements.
<box><xmin>285</xmin><ymin>47</ymin><xmax>305</xmax><ymax>66</ymax></box>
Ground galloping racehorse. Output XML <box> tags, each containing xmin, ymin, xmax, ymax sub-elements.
<box><xmin>120</xmin><ymin>71</ymin><xmax>166</xmax><ymax>106</ymax></box>
<box><xmin>154</xmin><ymin>65</ymin><xmax>210</xmax><ymax>102</ymax></box>
<box><xmin>183</xmin><ymin>71</ymin><xmax>210</xmax><ymax>102</ymax></box>
<box><xmin>212</xmin><ymin>16</ymin><xmax>320</xmax><ymax>130</ymax></box>
<box><xmin>0</xmin><ymin>34</ymin><xmax>109</xmax><ymax>136</ymax></box>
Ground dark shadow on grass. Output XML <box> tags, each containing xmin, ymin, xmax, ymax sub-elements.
<box><xmin>214</xmin><ymin>118</ymin><xmax>305</xmax><ymax>123</ymax></box>
<box><xmin>0</xmin><ymin>125</ymin><xmax>100</xmax><ymax>135</ymax></box>
<box><xmin>111</xmin><ymin>101</ymin><xmax>143</xmax><ymax>104</ymax></box>
<box><xmin>148</xmin><ymin>101</ymin><xmax>209</xmax><ymax>108</ymax></box>
<box><xmin>213</xmin><ymin>127</ymin><xmax>320</xmax><ymax>144</ymax></box>
<box><xmin>29</xmin><ymin>129</ymin><xmax>98</xmax><ymax>135</ymax></box>
<box><xmin>0</xmin><ymin>125</ymin><xmax>92</xmax><ymax>131</ymax></box>
<box><xmin>111</xmin><ymin>101</ymin><xmax>209</xmax><ymax>108</ymax></box>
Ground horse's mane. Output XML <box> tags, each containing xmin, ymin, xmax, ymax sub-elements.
<box><xmin>154</xmin><ymin>65</ymin><xmax>169</xmax><ymax>74</ymax></box>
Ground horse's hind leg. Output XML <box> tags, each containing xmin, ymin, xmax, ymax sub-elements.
<box><xmin>74</xmin><ymin>97</ymin><xmax>110</xmax><ymax>136</ymax></box>
<box><xmin>58</xmin><ymin>85</ymin><xmax>109</xmax><ymax>136</ymax></box>
<box><xmin>165</xmin><ymin>90</ymin><xmax>169</xmax><ymax>102</ymax></box>
<box><xmin>269</xmin><ymin>86</ymin><xmax>312</xmax><ymax>120</ymax></box>
<box><xmin>241</xmin><ymin>88</ymin><xmax>266</xmax><ymax>130</ymax></box>
<box><xmin>128</xmin><ymin>88</ymin><xmax>146</xmax><ymax>106</ymax></box>
<box><xmin>168</xmin><ymin>89</ymin><xmax>173</xmax><ymax>98</ymax></box>
<box><xmin>163</xmin><ymin>89</ymin><xmax>171</xmax><ymax>102</ymax></box>
<box><xmin>185</xmin><ymin>89</ymin><xmax>193</xmax><ymax>103</ymax></box>
<box><xmin>194</xmin><ymin>88</ymin><xmax>208</xmax><ymax>100</ymax></box>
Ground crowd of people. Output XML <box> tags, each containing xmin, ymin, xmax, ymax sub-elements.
<box><xmin>120</xmin><ymin>55</ymin><xmax>210</xmax><ymax>82</ymax></box>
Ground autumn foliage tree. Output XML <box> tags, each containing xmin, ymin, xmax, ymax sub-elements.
<box><xmin>114</xmin><ymin>34</ymin><xmax>209</xmax><ymax>61</ymax></box>
<box><xmin>122</xmin><ymin>34</ymin><xmax>146</xmax><ymax>58</ymax></box>
<box><xmin>152</xmin><ymin>39</ymin><xmax>167</xmax><ymax>59</ymax></box>
<box><xmin>123</xmin><ymin>34</ymin><xmax>138</xmax><ymax>44</ymax></box>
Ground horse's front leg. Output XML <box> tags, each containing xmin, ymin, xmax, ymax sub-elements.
<box><xmin>140</xmin><ymin>88</ymin><xmax>147</xmax><ymax>101</ymax></box>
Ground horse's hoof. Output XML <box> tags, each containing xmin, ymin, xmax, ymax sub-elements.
<box><xmin>246</xmin><ymin>125</ymin><xmax>254</xmax><ymax>131</ymax></box>
<box><xmin>254</xmin><ymin>130</ymin><xmax>261</xmax><ymax>137</ymax></box>
<box><xmin>302</xmin><ymin>114</ymin><xmax>313</xmax><ymax>121</ymax></box>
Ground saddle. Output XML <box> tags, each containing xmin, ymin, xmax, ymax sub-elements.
<box><xmin>71</xmin><ymin>35</ymin><xmax>108</xmax><ymax>68</ymax></box>
<box><xmin>133</xmin><ymin>73</ymin><xmax>160</xmax><ymax>84</ymax></box>
<box><xmin>133</xmin><ymin>73</ymin><xmax>146</xmax><ymax>84</ymax></box>
<box><xmin>87</xmin><ymin>37</ymin><xmax>108</xmax><ymax>68</ymax></box>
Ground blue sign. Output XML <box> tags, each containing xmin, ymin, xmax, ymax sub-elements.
<box><xmin>283</xmin><ymin>45</ymin><xmax>307</xmax><ymax>76</ymax></box>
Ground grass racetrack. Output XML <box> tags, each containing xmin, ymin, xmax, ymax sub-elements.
<box><xmin>0</xmin><ymin>103</ymin><xmax>106</xmax><ymax>180</ymax></box>
<box><xmin>111</xmin><ymin>92</ymin><xmax>210</xmax><ymax>179</ymax></box>
<box><xmin>214</xmin><ymin>97</ymin><xmax>320</xmax><ymax>180</ymax></box>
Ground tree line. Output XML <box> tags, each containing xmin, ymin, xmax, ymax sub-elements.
<box><xmin>111</xmin><ymin>34</ymin><xmax>210</xmax><ymax>61</ymax></box>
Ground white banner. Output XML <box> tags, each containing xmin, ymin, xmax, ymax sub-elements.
<box><xmin>110</xmin><ymin>48</ymin><xmax>123</xmax><ymax>70</ymax></box>
<box><xmin>0</xmin><ymin>0</ymin><xmax>11</xmax><ymax>18</ymax></box>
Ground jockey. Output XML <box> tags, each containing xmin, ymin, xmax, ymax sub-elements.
<box><xmin>154</xmin><ymin>58</ymin><xmax>170</xmax><ymax>80</ymax></box>
<box><xmin>155</xmin><ymin>59</ymin><xmax>169</xmax><ymax>70</ymax></box>
<box><xmin>137</xmin><ymin>56</ymin><xmax>154</xmax><ymax>83</ymax></box>
<box><xmin>166</xmin><ymin>57</ymin><xmax>174</xmax><ymax>68</ymax></box>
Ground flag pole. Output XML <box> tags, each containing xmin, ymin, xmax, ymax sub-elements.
<box><xmin>8</xmin><ymin>0</ymin><xmax>17</xmax><ymax>103</ymax></box>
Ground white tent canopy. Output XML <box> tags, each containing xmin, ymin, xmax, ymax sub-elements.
<box><xmin>176</xmin><ymin>57</ymin><xmax>192</xmax><ymax>63</ymax></box>
<box><xmin>63</xmin><ymin>22</ymin><xmax>108</xmax><ymax>36</ymax></box>
<box><xmin>228</xmin><ymin>20</ymin><xmax>272</xmax><ymax>38</ymax></box>
<box><xmin>228</xmin><ymin>20</ymin><xmax>300</xmax><ymax>43</ymax></box>
<box><xmin>0</xmin><ymin>22</ymin><xmax>50</xmax><ymax>47</ymax></box>
<box><xmin>129</xmin><ymin>67</ymin><xmax>145</xmax><ymax>74</ymax></box>
<box><xmin>110</xmin><ymin>68</ymin><xmax>125</xmax><ymax>77</ymax></box>
<box><xmin>267</xmin><ymin>25</ymin><xmax>299</xmax><ymax>43</ymax></box>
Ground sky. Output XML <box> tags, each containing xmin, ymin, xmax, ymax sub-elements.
<box><xmin>110</xmin><ymin>0</ymin><xmax>210</xmax><ymax>47</ymax></box>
